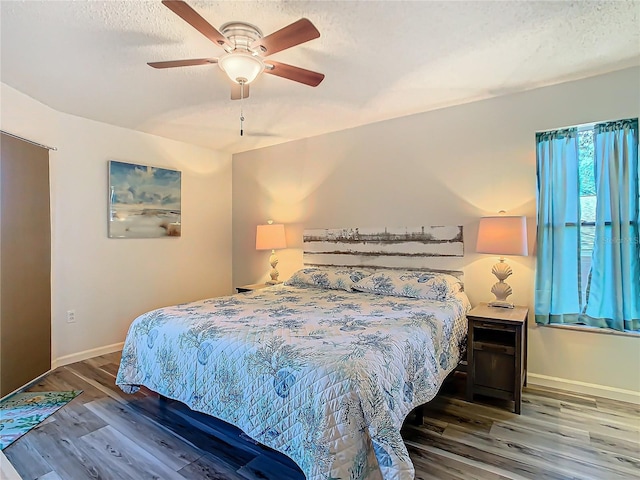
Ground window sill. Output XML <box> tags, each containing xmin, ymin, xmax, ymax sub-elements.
<box><xmin>541</xmin><ymin>323</ymin><xmax>640</xmax><ymax>338</ymax></box>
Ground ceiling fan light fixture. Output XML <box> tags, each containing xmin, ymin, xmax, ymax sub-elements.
<box><xmin>219</xmin><ymin>52</ymin><xmax>264</xmax><ymax>84</ymax></box>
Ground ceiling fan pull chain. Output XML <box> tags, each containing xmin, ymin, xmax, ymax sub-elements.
<box><xmin>240</xmin><ymin>83</ymin><xmax>245</xmax><ymax>136</ymax></box>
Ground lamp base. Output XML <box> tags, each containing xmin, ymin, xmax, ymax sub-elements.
<box><xmin>268</xmin><ymin>251</ymin><xmax>281</xmax><ymax>284</ymax></box>
<box><xmin>488</xmin><ymin>300</ymin><xmax>515</xmax><ymax>309</ymax></box>
<box><xmin>488</xmin><ymin>259</ymin><xmax>515</xmax><ymax>308</ymax></box>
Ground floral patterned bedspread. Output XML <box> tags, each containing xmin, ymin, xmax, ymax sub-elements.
<box><xmin>116</xmin><ymin>285</ymin><xmax>470</xmax><ymax>480</ymax></box>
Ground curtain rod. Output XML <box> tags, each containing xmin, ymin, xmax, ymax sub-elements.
<box><xmin>1</xmin><ymin>130</ymin><xmax>57</xmax><ymax>151</ymax></box>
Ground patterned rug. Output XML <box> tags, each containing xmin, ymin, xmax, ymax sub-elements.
<box><xmin>0</xmin><ymin>390</ymin><xmax>82</xmax><ymax>450</ymax></box>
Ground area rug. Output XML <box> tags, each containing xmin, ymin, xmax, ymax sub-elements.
<box><xmin>0</xmin><ymin>390</ymin><xmax>82</xmax><ymax>450</ymax></box>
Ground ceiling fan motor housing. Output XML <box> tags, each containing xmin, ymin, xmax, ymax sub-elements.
<box><xmin>220</xmin><ymin>22</ymin><xmax>263</xmax><ymax>53</ymax></box>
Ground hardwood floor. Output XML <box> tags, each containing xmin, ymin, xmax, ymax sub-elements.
<box><xmin>4</xmin><ymin>352</ymin><xmax>639</xmax><ymax>480</ymax></box>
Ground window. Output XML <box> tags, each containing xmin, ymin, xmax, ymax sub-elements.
<box><xmin>535</xmin><ymin>118</ymin><xmax>639</xmax><ymax>332</ymax></box>
<box><xmin>578</xmin><ymin>128</ymin><xmax>595</xmax><ymax>306</ymax></box>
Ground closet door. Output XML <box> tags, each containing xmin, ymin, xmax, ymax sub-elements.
<box><xmin>0</xmin><ymin>133</ymin><xmax>51</xmax><ymax>397</ymax></box>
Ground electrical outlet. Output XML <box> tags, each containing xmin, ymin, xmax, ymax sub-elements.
<box><xmin>66</xmin><ymin>310</ymin><xmax>76</xmax><ymax>323</ymax></box>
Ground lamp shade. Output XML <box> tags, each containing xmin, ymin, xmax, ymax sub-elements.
<box><xmin>476</xmin><ymin>215</ymin><xmax>528</xmax><ymax>256</ymax></box>
<box><xmin>219</xmin><ymin>52</ymin><xmax>264</xmax><ymax>84</ymax></box>
<box><xmin>256</xmin><ymin>223</ymin><xmax>286</xmax><ymax>250</ymax></box>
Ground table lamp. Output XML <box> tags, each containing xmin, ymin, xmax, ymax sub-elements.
<box><xmin>476</xmin><ymin>214</ymin><xmax>528</xmax><ymax>308</ymax></box>
<box><xmin>256</xmin><ymin>221</ymin><xmax>287</xmax><ymax>284</ymax></box>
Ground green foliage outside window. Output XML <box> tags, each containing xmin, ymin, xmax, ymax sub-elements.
<box><xmin>578</xmin><ymin>130</ymin><xmax>595</xmax><ymax>196</ymax></box>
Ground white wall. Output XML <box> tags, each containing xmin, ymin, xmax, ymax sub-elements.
<box><xmin>232</xmin><ymin>67</ymin><xmax>640</xmax><ymax>403</ymax></box>
<box><xmin>1</xmin><ymin>83</ymin><xmax>233</xmax><ymax>365</ymax></box>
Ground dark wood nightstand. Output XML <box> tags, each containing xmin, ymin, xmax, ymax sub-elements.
<box><xmin>235</xmin><ymin>283</ymin><xmax>269</xmax><ymax>293</ymax></box>
<box><xmin>466</xmin><ymin>303</ymin><xmax>528</xmax><ymax>414</ymax></box>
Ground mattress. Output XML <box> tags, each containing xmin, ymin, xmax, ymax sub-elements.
<box><xmin>116</xmin><ymin>284</ymin><xmax>470</xmax><ymax>480</ymax></box>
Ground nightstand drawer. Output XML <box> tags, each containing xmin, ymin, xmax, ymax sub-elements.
<box><xmin>473</xmin><ymin>341</ymin><xmax>515</xmax><ymax>355</ymax></box>
<box><xmin>473</xmin><ymin>321</ymin><xmax>517</xmax><ymax>332</ymax></box>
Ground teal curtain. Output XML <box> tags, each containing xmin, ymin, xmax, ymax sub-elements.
<box><xmin>535</xmin><ymin>128</ymin><xmax>582</xmax><ymax>325</ymax></box>
<box><xmin>583</xmin><ymin>119</ymin><xmax>640</xmax><ymax>331</ymax></box>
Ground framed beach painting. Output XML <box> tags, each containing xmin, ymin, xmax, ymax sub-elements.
<box><xmin>108</xmin><ymin>160</ymin><xmax>181</xmax><ymax>238</ymax></box>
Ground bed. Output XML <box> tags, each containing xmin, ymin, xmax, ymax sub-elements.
<box><xmin>116</xmin><ymin>225</ymin><xmax>469</xmax><ymax>480</ymax></box>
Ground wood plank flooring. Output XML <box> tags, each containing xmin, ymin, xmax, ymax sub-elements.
<box><xmin>4</xmin><ymin>352</ymin><xmax>639</xmax><ymax>480</ymax></box>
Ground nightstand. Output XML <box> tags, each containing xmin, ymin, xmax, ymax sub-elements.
<box><xmin>235</xmin><ymin>283</ymin><xmax>269</xmax><ymax>293</ymax></box>
<box><xmin>466</xmin><ymin>303</ymin><xmax>528</xmax><ymax>414</ymax></box>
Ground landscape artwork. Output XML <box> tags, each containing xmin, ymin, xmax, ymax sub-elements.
<box><xmin>108</xmin><ymin>160</ymin><xmax>181</xmax><ymax>238</ymax></box>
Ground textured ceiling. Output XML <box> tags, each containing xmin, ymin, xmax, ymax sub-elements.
<box><xmin>2</xmin><ymin>1</ymin><xmax>639</xmax><ymax>154</ymax></box>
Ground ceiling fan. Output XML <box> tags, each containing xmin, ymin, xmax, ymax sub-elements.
<box><xmin>149</xmin><ymin>0</ymin><xmax>325</xmax><ymax>100</ymax></box>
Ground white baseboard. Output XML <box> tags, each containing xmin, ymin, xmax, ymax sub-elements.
<box><xmin>527</xmin><ymin>373</ymin><xmax>640</xmax><ymax>405</ymax></box>
<box><xmin>52</xmin><ymin>342</ymin><xmax>124</xmax><ymax>369</ymax></box>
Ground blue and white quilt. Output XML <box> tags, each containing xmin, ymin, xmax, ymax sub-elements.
<box><xmin>116</xmin><ymin>285</ymin><xmax>470</xmax><ymax>480</ymax></box>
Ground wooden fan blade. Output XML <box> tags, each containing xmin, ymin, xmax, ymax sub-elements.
<box><xmin>162</xmin><ymin>0</ymin><xmax>230</xmax><ymax>48</ymax></box>
<box><xmin>251</xmin><ymin>18</ymin><xmax>320</xmax><ymax>56</ymax></box>
<box><xmin>264</xmin><ymin>60</ymin><xmax>324</xmax><ymax>87</ymax></box>
<box><xmin>148</xmin><ymin>58</ymin><xmax>218</xmax><ymax>69</ymax></box>
<box><xmin>231</xmin><ymin>83</ymin><xmax>250</xmax><ymax>100</ymax></box>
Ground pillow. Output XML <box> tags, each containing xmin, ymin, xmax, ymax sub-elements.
<box><xmin>352</xmin><ymin>270</ymin><xmax>462</xmax><ymax>301</ymax></box>
<box><xmin>284</xmin><ymin>267</ymin><xmax>373</xmax><ymax>292</ymax></box>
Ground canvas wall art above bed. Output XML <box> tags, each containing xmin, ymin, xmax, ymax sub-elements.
<box><xmin>302</xmin><ymin>225</ymin><xmax>464</xmax><ymax>273</ymax></box>
<box><xmin>116</xmin><ymin>225</ymin><xmax>468</xmax><ymax>480</ymax></box>
<box><xmin>108</xmin><ymin>160</ymin><xmax>181</xmax><ymax>238</ymax></box>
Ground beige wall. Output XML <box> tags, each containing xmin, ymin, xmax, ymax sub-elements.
<box><xmin>1</xmin><ymin>83</ymin><xmax>233</xmax><ymax>365</ymax></box>
<box><xmin>232</xmin><ymin>67</ymin><xmax>640</xmax><ymax>403</ymax></box>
